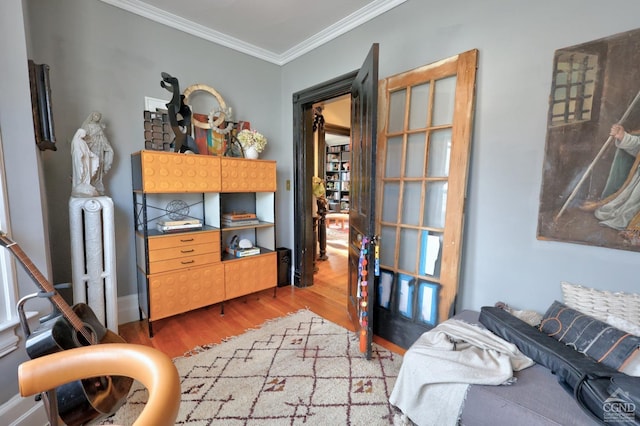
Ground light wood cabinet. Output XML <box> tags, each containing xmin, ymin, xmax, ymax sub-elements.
<box><xmin>224</xmin><ymin>253</ymin><xmax>277</xmax><ymax>300</ymax></box>
<box><xmin>149</xmin><ymin>263</ymin><xmax>225</xmax><ymax>320</ymax></box>
<box><xmin>132</xmin><ymin>150</ymin><xmax>278</xmax><ymax>336</ymax></box>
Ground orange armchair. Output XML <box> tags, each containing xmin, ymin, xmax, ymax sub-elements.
<box><xmin>18</xmin><ymin>343</ymin><xmax>181</xmax><ymax>426</ymax></box>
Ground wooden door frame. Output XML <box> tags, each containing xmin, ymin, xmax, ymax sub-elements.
<box><xmin>292</xmin><ymin>71</ymin><xmax>357</xmax><ymax>287</ymax></box>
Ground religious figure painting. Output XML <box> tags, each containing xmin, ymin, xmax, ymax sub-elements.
<box><xmin>537</xmin><ymin>28</ymin><xmax>640</xmax><ymax>252</ymax></box>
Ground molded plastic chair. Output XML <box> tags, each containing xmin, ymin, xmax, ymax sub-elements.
<box><xmin>18</xmin><ymin>343</ymin><xmax>180</xmax><ymax>426</ymax></box>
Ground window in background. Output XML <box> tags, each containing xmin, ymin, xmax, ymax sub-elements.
<box><xmin>0</xmin><ymin>130</ymin><xmax>20</xmax><ymax>358</ymax></box>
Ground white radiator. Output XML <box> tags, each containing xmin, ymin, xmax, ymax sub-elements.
<box><xmin>69</xmin><ymin>196</ymin><xmax>118</xmax><ymax>333</ymax></box>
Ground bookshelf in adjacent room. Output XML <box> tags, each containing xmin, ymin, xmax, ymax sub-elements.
<box><xmin>325</xmin><ymin>143</ymin><xmax>350</xmax><ymax>212</ymax></box>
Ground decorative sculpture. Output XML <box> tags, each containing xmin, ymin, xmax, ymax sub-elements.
<box><xmin>70</xmin><ymin>128</ymin><xmax>99</xmax><ymax>197</ymax></box>
<box><xmin>160</xmin><ymin>72</ymin><xmax>198</xmax><ymax>154</ymax></box>
<box><xmin>81</xmin><ymin>111</ymin><xmax>113</xmax><ymax>195</ymax></box>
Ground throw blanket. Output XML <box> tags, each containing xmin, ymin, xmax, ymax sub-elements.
<box><xmin>389</xmin><ymin>319</ymin><xmax>534</xmax><ymax>426</ymax></box>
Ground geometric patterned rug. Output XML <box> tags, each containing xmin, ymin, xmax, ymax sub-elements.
<box><xmin>101</xmin><ymin>309</ymin><xmax>403</xmax><ymax>425</ymax></box>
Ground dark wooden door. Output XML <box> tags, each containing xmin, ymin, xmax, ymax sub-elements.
<box><xmin>347</xmin><ymin>44</ymin><xmax>379</xmax><ymax>359</ymax></box>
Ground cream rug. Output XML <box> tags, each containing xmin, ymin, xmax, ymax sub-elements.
<box><xmin>102</xmin><ymin>309</ymin><xmax>403</xmax><ymax>425</ymax></box>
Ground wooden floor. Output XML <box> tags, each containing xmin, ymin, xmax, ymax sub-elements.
<box><xmin>119</xmin><ymin>228</ymin><xmax>405</xmax><ymax>358</ymax></box>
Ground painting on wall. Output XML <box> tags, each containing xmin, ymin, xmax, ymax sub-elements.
<box><xmin>537</xmin><ymin>27</ymin><xmax>640</xmax><ymax>253</ymax></box>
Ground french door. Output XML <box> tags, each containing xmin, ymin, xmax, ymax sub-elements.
<box><xmin>374</xmin><ymin>50</ymin><xmax>478</xmax><ymax>349</ymax></box>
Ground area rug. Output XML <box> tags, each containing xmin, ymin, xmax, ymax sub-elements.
<box><xmin>102</xmin><ymin>309</ymin><xmax>403</xmax><ymax>425</ymax></box>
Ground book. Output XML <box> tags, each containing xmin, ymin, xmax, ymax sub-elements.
<box><xmin>158</xmin><ymin>219</ymin><xmax>201</xmax><ymax>227</ymax></box>
<box><xmin>221</xmin><ymin>218</ymin><xmax>260</xmax><ymax>227</ymax></box>
<box><xmin>222</xmin><ymin>212</ymin><xmax>257</xmax><ymax>220</ymax></box>
<box><xmin>156</xmin><ymin>222</ymin><xmax>203</xmax><ymax>233</ymax></box>
<box><xmin>226</xmin><ymin>247</ymin><xmax>261</xmax><ymax>257</ymax></box>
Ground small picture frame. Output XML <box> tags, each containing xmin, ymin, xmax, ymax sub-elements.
<box><xmin>377</xmin><ymin>269</ymin><xmax>393</xmax><ymax>309</ymax></box>
<box><xmin>417</xmin><ymin>280</ymin><xmax>440</xmax><ymax>326</ymax></box>
<box><xmin>396</xmin><ymin>273</ymin><xmax>414</xmax><ymax>319</ymax></box>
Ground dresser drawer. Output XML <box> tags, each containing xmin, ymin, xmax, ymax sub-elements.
<box><xmin>149</xmin><ymin>252</ymin><xmax>219</xmax><ymax>274</ymax></box>
<box><xmin>148</xmin><ymin>242</ymin><xmax>219</xmax><ymax>263</ymax></box>
<box><xmin>148</xmin><ymin>230</ymin><xmax>219</xmax><ymax>251</ymax></box>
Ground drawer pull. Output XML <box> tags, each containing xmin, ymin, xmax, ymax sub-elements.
<box><xmin>181</xmin><ymin>260</ymin><xmax>195</xmax><ymax>265</ymax></box>
<box><xmin>180</xmin><ymin>238</ymin><xmax>195</xmax><ymax>242</ymax></box>
<box><xmin>181</xmin><ymin>249</ymin><xmax>195</xmax><ymax>253</ymax></box>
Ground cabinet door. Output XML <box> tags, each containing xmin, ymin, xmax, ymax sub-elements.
<box><xmin>135</xmin><ymin>151</ymin><xmax>221</xmax><ymax>193</ymax></box>
<box><xmin>224</xmin><ymin>253</ymin><xmax>276</xmax><ymax>300</ymax></box>
<box><xmin>220</xmin><ymin>158</ymin><xmax>276</xmax><ymax>192</ymax></box>
<box><xmin>149</xmin><ymin>263</ymin><xmax>225</xmax><ymax>320</ymax></box>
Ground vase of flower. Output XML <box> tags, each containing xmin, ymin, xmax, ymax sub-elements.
<box><xmin>236</xmin><ymin>129</ymin><xmax>267</xmax><ymax>160</ymax></box>
<box><xmin>245</xmin><ymin>146</ymin><xmax>259</xmax><ymax>159</ymax></box>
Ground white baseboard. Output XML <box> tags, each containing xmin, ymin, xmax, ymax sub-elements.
<box><xmin>117</xmin><ymin>293</ymin><xmax>144</xmax><ymax>325</ymax></box>
<box><xmin>0</xmin><ymin>394</ymin><xmax>47</xmax><ymax>426</ymax></box>
<box><xmin>1</xmin><ymin>294</ymin><xmax>142</xmax><ymax>425</ymax></box>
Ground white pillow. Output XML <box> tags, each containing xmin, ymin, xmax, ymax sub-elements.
<box><xmin>561</xmin><ymin>281</ymin><xmax>640</xmax><ymax>328</ymax></box>
<box><xmin>607</xmin><ymin>314</ymin><xmax>640</xmax><ymax>336</ymax></box>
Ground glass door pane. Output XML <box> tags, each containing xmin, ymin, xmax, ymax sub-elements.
<box><xmin>401</xmin><ymin>182</ymin><xmax>422</xmax><ymax>226</ymax></box>
<box><xmin>388</xmin><ymin>90</ymin><xmax>406</xmax><ymax>133</ymax></box>
<box><xmin>432</xmin><ymin>76</ymin><xmax>456</xmax><ymax>126</ymax></box>
<box><xmin>409</xmin><ymin>83</ymin><xmax>430</xmax><ymax>130</ymax></box>
<box><xmin>424</xmin><ymin>182</ymin><xmax>447</xmax><ymax>229</ymax></box>
<box><xmin>427</xmin><ymin>129</ymin><xmax>452</xmax><ymax>177</ymax></box>
<box><xmin>406</xmin><ymin>133</ymin><xmax>426</xmax><ymax>178</ymax></box>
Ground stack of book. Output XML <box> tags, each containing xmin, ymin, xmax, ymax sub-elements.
<box><xmin>156</xmin><ymin>219</ymin><xmax>202</xmax><ymax>233</ymax></box>
<box><xmin>226</xmin><ymin>246</ymin><xmax>261</xmax><ymax>257</ymax></box>
<box><xmin>221</xmin><ymin>212</ymin><xmax>259</xmax><ymax>227</ymax></box>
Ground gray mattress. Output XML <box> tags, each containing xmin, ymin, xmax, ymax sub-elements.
<box><xmin>454</xmin><ymin>310</ymin><xmax>600</xmax><ymax>426</ymax></box>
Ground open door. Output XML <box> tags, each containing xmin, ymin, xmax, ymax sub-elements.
<box><xmin>347</xmin><ymin>44</ymin><xmax>379</xmax><ymax>359</ymax></box>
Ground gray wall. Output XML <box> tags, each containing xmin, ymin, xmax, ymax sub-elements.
<box><xmin>24</xmin><ymin>0</ymin><xmax>282</xmax><ymax>300</ymax></box>
<box><xmin>281</xmin><ymin>0</ymin><xmax>640</xmax><ymax>314</ymax></box>
<box><xmin>2</xmin><ymin>0</ymin><xmax>640</xmax><ymax>408</ymax></box>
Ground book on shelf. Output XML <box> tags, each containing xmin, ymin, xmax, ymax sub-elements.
<box><xmin>157</xmin><ymin>219</ymin><xmax>201</xmax><ymax>227</ymax></box>
<box><xmin>222</xmin><ymin>212</ymin><xmax>257</xmax><ymax>220</ymax></box>
<box><xmin>226</xmin><ymin>246</ymin><xmax>261</xmax><ymax>257</ymax></box>
<box><xmin>221</xmin><ymin>218</ymin><xmax>260</xmax><ymax>227</ymax></box>
<box><xmin>156</xmin><ymin>221</ymin><xmax>203</xmax><ymax>233</ymax></box>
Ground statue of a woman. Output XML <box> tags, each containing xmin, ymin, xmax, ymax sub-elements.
<box><xmin>71</xmin><ymin>128</ymin><xmax>99</xmax><ymax>197</ymax></box>
<box><xmin>81</xmin><ymin>111</ymin><xmax>114</xmax><ymax>194</ymax></box>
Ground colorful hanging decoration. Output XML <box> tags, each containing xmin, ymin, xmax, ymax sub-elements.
<box><xmin>358</xmin><ymin>236</ymin><xmax>369</xmax><ymax>353</ymax></box>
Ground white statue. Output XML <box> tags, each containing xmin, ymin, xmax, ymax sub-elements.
<box><xmin>81</xmin><ymin>111</ymin><xmax>114</xmax><ymax>194</ymax></box>
<box><xmin>71</xmin><ymin>128</ymin><xmax>99</xmax><ymax>197</ymax></box>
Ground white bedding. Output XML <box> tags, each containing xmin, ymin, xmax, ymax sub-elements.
<box><xmin>389</xmin><ymin>318</ymin><xmax>534</xmax><ymax>426</ymax></box>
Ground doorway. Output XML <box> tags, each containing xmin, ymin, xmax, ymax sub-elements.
<box><xmin>315</xmin><ymin>97</ymin><xmax>351</xmax><ymax>285</ymax></box>
<box><xmin>292</xmin><ymin>71</ymin><xmax>357</xmax><ymax>288</ymax></box>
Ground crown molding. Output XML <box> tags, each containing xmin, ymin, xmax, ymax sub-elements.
<box><xmin>98</xmin><ymin>0</ymin><xmax>281</xmax><ymax>64</ymax></box>
<box><xmin>98</xmin><ymin>0</ymin><xmax>406</xmax><ymax>66</ymax></box>
<box><xmin>278</xmin><ymin>0</ymin><xmax>406</xmax><ymax>65</ymax></box>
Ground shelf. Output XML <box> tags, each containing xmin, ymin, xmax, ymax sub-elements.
<box><xmin>220</xmin><ymin>221</ymin><xmax>274</xmax><ymax>232</ymax></box>
<box><xmin>140</xmin><ymin>224</ymin><xmax>218</xmax><ymax>238</ymax></box>
<box><xmin>131</xmin><ymin>151</ymin><xmax>278</xmax><ymax>336</ymax></box>
<box><xmin>221</xmin><ymin>247</ymin><xmax>273</xmax><ymax>261</ymax></box>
